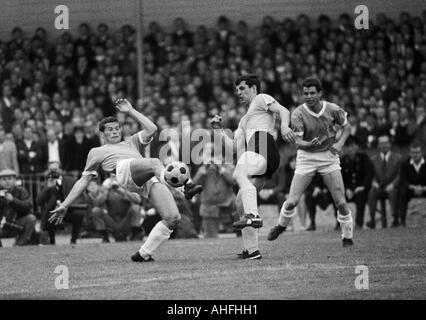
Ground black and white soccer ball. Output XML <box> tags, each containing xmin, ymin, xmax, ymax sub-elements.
<box><xmin>164</xmin><ymin>161</ymin><xmax>190</xmax><ymax>188</ymax></box>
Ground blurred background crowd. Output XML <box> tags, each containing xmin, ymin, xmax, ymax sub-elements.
<box><xmin>1</xmin><ymin>11</ymin><xmax>426</xmax><ymax>246</ymax></box>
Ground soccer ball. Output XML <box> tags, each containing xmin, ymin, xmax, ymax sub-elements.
<box><xmin>164</xmin><ymin>161</ymin><xmax>190</xmax><ymax>187</ymax></box>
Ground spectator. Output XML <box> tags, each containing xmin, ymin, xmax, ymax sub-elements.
<box><xmin>46</xmin><ymin>129</ymin><xmax>64</xmax><ymax>166</ymax></box>
<box><xmin>0</xmin><ymin>84</ymin><xmax>14</xmax><ymax>133</ymax></box>
<box><xmin>16</xmin><ymin>126</ymin><xmax>47</xmax><ymax>174</ymax></box>
<box><xmin>0</xmin><ymin>169</ymin><xmax>35</xmax><ymax>247</ymax></box>
<box><xmin>86</xmin><ymin>175</ymin><xmax>144</xmax><ymax>242</ymax></box>
<box><xmin>367</xmin><ymin>135</ymin><xmax>402</xmax><ymax>228</ymax></box>
<box><xmin>341</xmin><ymin>136</ymin><xmax>373</xmax><ymax>229</ymax></box>
<box><xmin>66</xmin><ymin>126</ymin><xmax>92</xmax><ymax>176</ymax></box>
<box><xmin>192</xmin><ymin>144</ymin><xmax>236</xmax><ymax>238</ymax></box>
<box><xmin>0</xmin><ymin>126</ymin><xmax>19</xmax><ymax>173</ymax></box>
<box><xmin>36</xmin><ymin>162</ymin><xmax>87</xmax><ymax>245</ymax></box>
<box><xmin>397</xmin><ymin>142</ymin><xmax>426</xmax><ymax>226</ymax></box>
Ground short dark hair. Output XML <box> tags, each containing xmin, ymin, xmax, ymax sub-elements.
<box><xmin>74</xmin><ymin>126</ymin><xmax>84</xmax><ymax>134</ymax></box>
<box><xmin>302</xmin><ymin>77</ymin><xmax>322</xmax><ymax>92</ymax></box>
<box><xmin>346</xmin><ymin>136</ymin><xmax>359</xmax><ymax>146</ymax></box>
<box><xmin>235</xmin><ymin>74</ymin><xmax>261</xmax><ymax>93</ymax></box>
<box><xmin>410</xmin><ymin>141</ymin><xmax>422</xmax><ymax>150</ymax></box>
<box><xmin>98</xmin><ymin>117</ymin><xmax>119</xmax><ymax>132</ymax></box>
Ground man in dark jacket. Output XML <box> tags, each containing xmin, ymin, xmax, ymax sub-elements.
<box><xmin>0</xmin><ymin>169</ymin><xmax>35</xmax><ymax>246</ymax></box>
<box><xmin>367</xmin><ymin>135</ymin><xmax>402</xmax><ymax>228</ymax></box>
<box><xmin>37</xmin><ymin>162</ymin><xmax>87</xmax><ymax>244</ymax></box>
<box><xmin>397</xmin><ymin>142</ymin><xmax>426</xmax><ymax>226</ymax></box>
<box><xmin>341</xmin><ymin>136</ymin><xmax>373</xmax><ymax>229</ymax></box>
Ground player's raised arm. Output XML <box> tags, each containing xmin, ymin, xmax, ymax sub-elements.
<box><xmin>210</xmin><ymin>114</ymin><xmax>235</xmax><ymax>151</ymax></box>
<box><xmin>115</xmin><ymin>98</ymin><xmax>158</xmax><ymax>144</ymax></box>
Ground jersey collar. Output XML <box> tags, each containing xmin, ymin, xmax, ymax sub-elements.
<box><xmin>303</xmin><ymin>101</ymin><xmax>326</xmax><ymax>118</ymax></box>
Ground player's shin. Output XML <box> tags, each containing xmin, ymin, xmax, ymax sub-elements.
<box><xmin>139</xmin><ymin>220</ymin><xmax>173</xmax><ymax>258</ymax></box>
<box><xmin>240</xmin><ymin>184</ymin><xmax>259</xmax><ymax>216</ymax></box>
<box><xmin>337</xmin><ymin>211</ymin><xmax>353</xmax><ymax>239</ymax></box>
<box><xmin>278</xmin><ymin>201</ymin><xmax>296</xmax><ymax>227</ymax></box>
<box><xmin>241</xmin><ymin>227</ymin><xmax>259</xmax><ymax>254</ymax></box>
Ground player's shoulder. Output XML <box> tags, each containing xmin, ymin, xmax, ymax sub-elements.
<box><xmin>87</xmin><ymin>145</ymin><xmax>107</xmax><ymax>157</ymax></box>
<box><xmin>324</xmin><ymin>101</ymin><xmax>343</xmax><ymax>111</ymax></box>
<box><xmin>255</xmin><ymin>93</ymin><xmax>276</xmax><ymax>105</ymax></box>
<box><xmin>292</xmin><ymin>104</ymin><xmax>306</xmax><ymax>115</ymax></box>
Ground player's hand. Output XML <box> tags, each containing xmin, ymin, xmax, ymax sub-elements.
<box><xmin>115</xmin><ymin>98</ymin><xmax>133</xmax><ymax>113</ymax></box>
<box><xmin>48</xmin><ymin>206</ymin><xmax>67</xmax><ymax>225</ymax></box>
<box><xmin>372</xmin><ymin>181</ymin><xmax>379</xmax><ymax>189</ymax></box>
<box><xmin>354</xmin><ymin>186</ymin><xmax>365</xmax><ymax>194</ymax></box>
<box><xmin>310</xmin><ymin>137</ymin><xmax>321</xmax><ymax>146</ymax></box>
<box><xmin>385</xmin><ymin>184</ymin><xmax>394</xmax><ymax>193</ymax></box>
<box><xmin>413</xmin><ymin>186</ymin><xmax>422</xmax><ymax>196</ymax></box>
<box><xmin>329</xmin><ymin>142</ymin><xmax>343</xmax><ymax>155</ymax></box>
<box><xmin>346</xmin><ymin>189</ymin><xmax>354</xmax><ymax>200</ymax></box>
<box><xmin>210</xmin><ymin>115</ymin><xmax>223</xmax><ymax>129</ymax></box>
<box><xmin>281</xmin><ymin>126</ymin><xmax>296</xmax><ymax>144</ymax></box>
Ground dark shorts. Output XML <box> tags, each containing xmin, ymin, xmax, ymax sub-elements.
<box><xmin>247</xmin><ymin>131</ymin><xmax>281</xmax><ymax>179</ymax></box>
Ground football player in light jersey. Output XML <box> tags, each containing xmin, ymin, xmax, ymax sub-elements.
<box><xmin>268</xmin><ymin>77</ymin><xmax>354</xmax><ymax>247</ymax></box>
<box><xmin>211</xmin><ymin>74</ymin><xmax>295</xmax><ymax>260</ymax></box>
<box><xmin>49</xmin><ymin>98</ymin><xmax>203</xmax><ymax>262</ymax></box>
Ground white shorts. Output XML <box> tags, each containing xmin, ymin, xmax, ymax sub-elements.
<box><xmin>295</xmin><ymin>149</ymin><xmax>341</xmax><ymax>177</ymax></box>
<box><xmin>116</xmin><ymin>159</ymin><xmax>160</xmax><ymax>200</ymax></box>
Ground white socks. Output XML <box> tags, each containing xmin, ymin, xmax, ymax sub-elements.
<box><xmin>240</xmin><ymin>185</ymin><xmax>259</xmax><ymax>216</ymax></box>
<box><xmin>278</xmin><ymin>201</ymin><xmax>296</xmax><ymax>227</ymax></box>
<box><xmin>139</xmin><ymin>221</ymin><xmax>173</xmax><ymax>258</ymax></box>
<box><xmin>337</xmin><ymin>211</ymin><xmax>353</xmax><ymax>239</ymax></box>
<box><xmin>242</xmin><ymin>227</ymin><xmax>259</xmax><ymax>254</ymax></box>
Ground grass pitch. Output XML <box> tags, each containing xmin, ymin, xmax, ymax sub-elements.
<box><xmin>0</xmin><ymin>225</ymin><xmax>425</xmax><ymax>300</ymax></box>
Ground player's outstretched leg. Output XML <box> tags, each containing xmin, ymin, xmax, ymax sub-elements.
<box><xmin>268</xmin><ymin>173</ymin><xmax>313</xmax><ymax>241</ymax></box>
<box><xmin>130</xmin><ymin>158</ymin><xmax>202</xmax><ymax>199</ymax></box>
<box><xmin>131</xmin><ymin>182</ymin><xmax>181</xmax><ymax>262</ymax></box>
<box><xmin>322</xmin><ymin>170</ymin><xmax>354</xmax><ymax>247</ymax></box>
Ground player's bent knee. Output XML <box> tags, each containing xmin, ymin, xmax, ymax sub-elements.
<box><xmin>164</xmin><ymin>213</ymin><xmax>181</xmax><ymax>229</ymax></box>
<box><xmin>337</xmin><ymin>203</ymin><xmax>350</xmax><ymax>215</ymax></box>
<box><xmin>285</xmin><ymin>198</ymin><xmax>298</xmax><ymax>210</ymax></box>
<box><xmin>149</xmin><ymin>158</ymin><xmax>164</xmax><ymax>174</ymax></box>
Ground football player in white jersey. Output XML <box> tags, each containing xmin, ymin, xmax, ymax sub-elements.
<box><xmin>49</xmin><ymin>98</ymin><xmax>203</xmax><ymax>262</ymax></box>
<box><xmin>268</xmin><ymin>77</ymin><xmax>354</xmax><ymax>247</ymax></box>
<box><xmin>211</xmin><ymin>74</ymin><xmax>295</xmax><ymax>260</ymax></box>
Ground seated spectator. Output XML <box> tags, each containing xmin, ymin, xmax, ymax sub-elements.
<box><xmin>304</xmin><ymin>173</ymin><xmax>337</xmax><ymax>231</ymax></box>
<box><xmin>341</xmin><ymin>136</ymin><xmax>373</xmax><ymax>229</ymax></box>
<box><xmin>86</xmin><ymin>175</ymin><xmax>144</xmax><ymax>242</ymax></box>
<box><xmin>0</xmin><ymin>169</ymin><xmax>35</xmax><ymax>247</ymax></box>
<box><xmin>397</xmin><ymin>142</ymin><xmax>426</xmax><ymax>226</ymax></box>
<box><xmin>367</xmin><ymin>135</ymin><xmax>402</xmax><ymax>228</ymax></box>
<box><xmin>37</xmin><ymin>161</ymin><xmax>87</xmax><ymax>245</ymax></box>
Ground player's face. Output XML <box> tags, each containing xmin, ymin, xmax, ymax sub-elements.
<box><xmin>302</xmin><ymin>86</ymin><xmax>322</xmax><ymax>108</ymax></box>
<box><xmin>102</xmin><ymin>122</ymin><xmax>122</xmax><ymax>144</ymax></box>
<box><xmin>236</xmin><ymin>81</ymin><xmax>256</xmax><ymax>106</ymax></box>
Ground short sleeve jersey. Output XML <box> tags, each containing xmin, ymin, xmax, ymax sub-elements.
<box><xmin>238</xmin><ymin>93</ymin><xmax>278</xmax><ymax>143</ymax></box>
<box><xmin>291</xmin><ymin>101</ymin><xmax>347</xmax><ymax>152</ymax></box>
<box><xmin>82</xmin><ymin>132</ymin><xmax>151</xmax><ymax>176</ymax></box>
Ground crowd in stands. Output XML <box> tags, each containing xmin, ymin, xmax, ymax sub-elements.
<box><xmin>1</xmin><ymin>11</ymin><xmax>426</xmax><ymax>245</ymax></box>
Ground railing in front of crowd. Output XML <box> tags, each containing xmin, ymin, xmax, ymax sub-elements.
<box><xmin>16</xmin><ymin>172</ymin><xmax>82</xmax><ymax>216</ymax></box>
